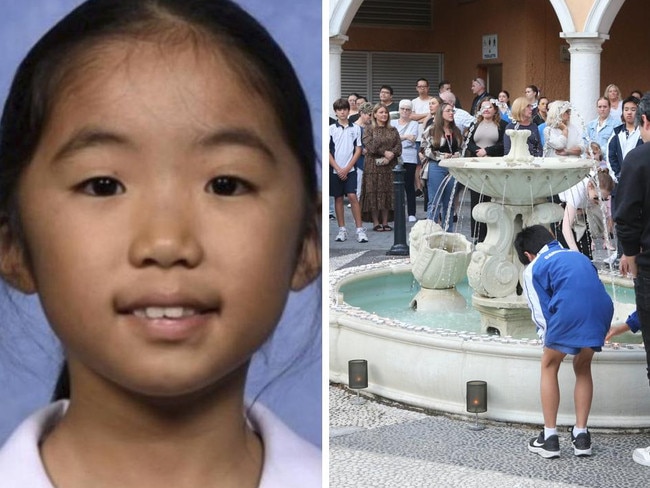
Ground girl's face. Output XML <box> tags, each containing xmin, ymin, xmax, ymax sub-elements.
<box><xmin>524</xmin><ymin>87</ymin><xmax>536</xmax><ymax>101</ymax></box>
<box><xmin>442</xmin><ymin>105</ymin><xmax>454</xmax><ymax>123</ymax></box>
<box><xmin>429</xmin><ymin>99</ymin><xmax>439</xmax><ymax>114</ymax></box>
<box><xmin>561</xmin><ymin>110</ymin><xmax>571</xmax><ymax>123</ymax></box>
<box><xmin>588</xmin><ymin>183</ymin><xmax>610</xmax><ymax>203</ymax></box>
<box><xmin>498</xmin><ymin>92</ymin><xmax>508</xmax><ymax>103</ymax></box>
<box><xmin>480</xmin><ymin>102</ymin><xmax>495</xmax><ymax>120</ymax></box>
<box><xmin>7</xmin><ymin>40</ymin><xmax>319</xmax><ymax>399</ymax></box>
<box><xmin>538</xmin><ymin>98</ymin><xmax>548</xmax><ymax>113</ymax></box>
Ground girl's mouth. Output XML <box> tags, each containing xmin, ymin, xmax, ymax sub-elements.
<box><xmin>133</xmin><ymin>307</ymin><xmax>199</xmax><ymax>319</ymax></box>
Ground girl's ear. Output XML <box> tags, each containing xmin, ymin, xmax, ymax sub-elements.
<box><xmin>0</xmin><ymin>223</ymin><xmax>36</xmax><ymax>294</ymax></box>
<box><xmin>290</xmin><ymin>198</ymin><xmax>322</xmax><ymax>291</ymax></box>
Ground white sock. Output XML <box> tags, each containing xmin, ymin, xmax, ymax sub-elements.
<box><xmin>573</xmin><ymin>426</ymin><xmax>588</xmax><ymax>436</ymax></box>
<box><xmin>356</xmin><ymin>227</ymin><xmax>364</xmax><ymax>233</ymax></box>
<box><xmin>544</xmin><ymin>427</ymin><xmax>557</xmax><ymax>439</ymax></box>
<box><xmin>339</xmin><ymin>226</ymin><xmax>346</xmax><ymax>231</ymax></box>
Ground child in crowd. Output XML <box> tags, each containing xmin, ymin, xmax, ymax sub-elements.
<box><xmin>0</xmin><ymin>1</ymin><xmax>321</xmax><ymax>486</ymax></box>
<box><xmin>515</xmin><ymin>225</ymin><xmax>613</xmax><ymax>459</ymax></box>
<box><xmin>329</xmin><ymin>98</ymin><xmax>367</xmax><ymax>243</ymax></box>
<box><xmin>558</xmin><ymin>169</ymin><xmax>616</xmax><ymax>260</ymax></box>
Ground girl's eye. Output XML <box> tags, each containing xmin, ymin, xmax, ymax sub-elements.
<box><xmin>79</xmin><ymin>177</ymin><xmax>125</xmax><ymax>197</ymax></box>
<box><xmin>206</xmin><ymin>176</ymin><xmax>251</xmax><ymax>196</ymax></box>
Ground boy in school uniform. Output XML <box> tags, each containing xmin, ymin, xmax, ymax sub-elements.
<box><xmin>514</xmin><ymin>225</ymin><xmax>613</xmax><ymax>458</ymax></box>
<box><xmin>329</xmin><ymin>98</ymin><xmax>367</xmax><ymax>243</ymax></box>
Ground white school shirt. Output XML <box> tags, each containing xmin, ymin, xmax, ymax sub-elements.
<box><xmin>0</xmin><ymin>400</ymin><xmax>321</xmax><ymax>487</ymax></box>
<box><xmin>411</xmin><ymin>96</ymin><xmax>430</xmax><ymax>142</ymax></box>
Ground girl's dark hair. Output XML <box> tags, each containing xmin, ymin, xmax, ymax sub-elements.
<box><xmin>526</xmin><ymin>84</ymin><xmax>539</xmax><ymax>97</ymax></box>
<box><xmin>0</xmin><ymin>0</ymin><xmax>318</xmax><ymax>401</ymax></box>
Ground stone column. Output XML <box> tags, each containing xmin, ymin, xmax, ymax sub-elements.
<box><xmin>560</xmin><ymin>33</ymin><xmax>608</xmax><ymax>122</ymax></box>
<box><xmin>329</xmin><ymin>34</ymin><xmax>348</xmax><ymax>115</ymax></box>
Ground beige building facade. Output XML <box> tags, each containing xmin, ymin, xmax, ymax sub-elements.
<box><xmin>330</xmin><ymin>0</ymin><xmax>649</xmax><ymax>121</ymax></box>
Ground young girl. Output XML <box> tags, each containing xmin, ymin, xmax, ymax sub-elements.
<box><xmin>423</xmin><ymin>102</ymin><xmax>462</xmax><ymax>228</ymax></box>
<box><xmin>0</xmin><ymin>1</ymin><xmax>321</xmax><ymax>486</ymax></box>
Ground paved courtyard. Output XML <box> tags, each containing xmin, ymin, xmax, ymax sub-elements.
<box><xmin>328</xmin><ymin>194</ymin><xmax>650</xmax><ymax>487</ymax></box>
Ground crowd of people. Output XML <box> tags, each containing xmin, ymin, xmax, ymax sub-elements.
<box><xmin>330</xmin><ymin>80</ymin><xmax>650</xmax><ymax>468</ymax></box>
<box><xmin>330</xmin><ymin>78</ymin><xmax>644</xmax><ymax>259</ymax></box>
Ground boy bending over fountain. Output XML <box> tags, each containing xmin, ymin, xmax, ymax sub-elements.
<box><xmin>514</xmin><ymin>225</ymin><xmax>613</xmax><ymax>459</ymax></box>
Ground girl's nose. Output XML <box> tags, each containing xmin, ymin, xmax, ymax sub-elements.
<box><xmin>128</xmin><ymin>199</ymin><xmax>204</xmax><ymax>269</ymax></box>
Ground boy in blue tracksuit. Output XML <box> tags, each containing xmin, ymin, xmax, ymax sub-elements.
<box><xmin>514</xmin><ymin>225</ymin><xmax>613</xmax><ymax>459</ymax></box>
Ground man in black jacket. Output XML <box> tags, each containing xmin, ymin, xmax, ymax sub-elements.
<box><xmin>614</xmin><ymin>91</ymin><xmax>650</xmax><ymax>468</ymax></box>
<box><xmin>469</xmin><ymin>77</ymin><xmax>490</xmax><ymax>116</ymax></box>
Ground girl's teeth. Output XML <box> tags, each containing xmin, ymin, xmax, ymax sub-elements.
<box><xmin>133</xmin><ymin>307</ymin><xmax>196</xmax><ymax>319</ymax></box>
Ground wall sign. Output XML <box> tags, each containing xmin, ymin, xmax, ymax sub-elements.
<box><xmin>482</xmin><ymin>34</ymin><xmax>498</xmax><ymax>60</ymax></box>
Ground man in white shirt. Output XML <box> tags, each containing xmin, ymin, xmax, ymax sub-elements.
<box><xmin>411</xmin><ymin>78</ymin><xmax>431</xmax><ymax>147</ymax></box>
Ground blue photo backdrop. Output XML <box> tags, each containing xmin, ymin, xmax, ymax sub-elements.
<box><xmin>0</xmin><ymin>0</ymin><xmax>322</xmax><ymax>447</ymax></box>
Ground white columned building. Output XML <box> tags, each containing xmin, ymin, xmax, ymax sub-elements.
<box><xmin>330</xmin><ymin>0</ymin><xmax>626</xmax><ymax>121</ymax></box>
<box><xmin>560</xmin><ymin>33</ymin><xmax>608</xmax><ymax>122</ymax></box>
<box><xmin>329</xmin><ymin>35</ymin><xmax>347</xmax><ymax>107</ymax></box>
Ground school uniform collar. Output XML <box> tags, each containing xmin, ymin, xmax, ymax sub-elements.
<box><xmin>0</xmin><ymin>400</ymin><xmax>321</xmax><ymax>487</ymax></box>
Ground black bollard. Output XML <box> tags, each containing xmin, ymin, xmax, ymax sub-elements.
<box><xmin>387</xmin><ymin>162</ymin><xmax>409</xmax><ymax>256</ymax></box>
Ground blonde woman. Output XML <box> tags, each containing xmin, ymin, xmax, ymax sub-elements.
<box><xmin>544</xmin><ymin>101</ymin><xmax>585</xmax><ymax>157</ymax></box>
<box><xmin>504</xmin><ymin>96</ymin><xmax>542</xmax><ymax>156</ymax></box>
<box><xmin>604</xmin><ymin>83</ymin><xmax>622</xmax><ymax>121</ymax></box>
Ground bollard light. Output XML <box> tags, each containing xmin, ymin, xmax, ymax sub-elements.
<box><xmin>348</xmin><ymin>359</ymin><xmax>368</xmax><ymax>404</ymax></box>
<box><xmin>466</xmin><ymin>380</ymin><xmax>487</xmax><ymax>430</ymax></box>
<box><xmin>387</xmin><ymin>163</ymin><xmax>409</xmax><ymax>256</ymax></box>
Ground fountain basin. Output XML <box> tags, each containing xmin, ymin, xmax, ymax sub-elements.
<box><xmin>330</xmin><ymin>260</ymin><xmax>650</xmax><ymax>428</ymax></box>
<box><xmin>441</xmin><ymin>157</ymin><xmax>593</xmax><ymax>204</ymax></box>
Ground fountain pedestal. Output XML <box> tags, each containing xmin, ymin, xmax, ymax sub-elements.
<box><xmin>473</xmin><ymin>294</ymin><xmax>536</xmax><ymax>337</ymax></box>
<box><xmin>441</xmin><ymin>129</ymin><xmax>593</xmax><ymax>336</ymax></box>
<box><xmin>467</xmin><ymin>202</ymin><xmax>562</xmax><ymax>298</ymax></box>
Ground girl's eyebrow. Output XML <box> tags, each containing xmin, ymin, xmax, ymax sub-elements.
<box><xmin>198</xmin><ymin>128</ymin><xmax>276</xmax><ymax>163</ymax></box>
<box><xmin>51</xmin><ymin>127</ymin><xmax>277</xmax><ymax>163</ymax></box>
<box><xmin>52</xmin><ymin>128</ymin><xmax>134</xmax><ymax>163</ymax></box>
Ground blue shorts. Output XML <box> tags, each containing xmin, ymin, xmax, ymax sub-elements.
<box><xmin>545</xmin><ymin>343</ymin><xmax>602</xmax><ymax>355</ymax></box>
<box><xmin>330</xmin><ymin>169</ymin><xmax>357</xmax><ymax>197</ymax></box>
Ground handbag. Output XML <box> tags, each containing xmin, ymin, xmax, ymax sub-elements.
<box><xmin>420</xmin><ymin>160</ymin><xmax>430</xmax><ymax>180</ymax></box>
<box><xmin>375</xmin><ymin>157</ymin><xmax>389</xmax><ymax>166</ymax></box>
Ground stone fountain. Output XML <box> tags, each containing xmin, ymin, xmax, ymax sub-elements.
<box><xmin>330</xmin><ymin>130</ymin><xmax>650</xmax><ymax>428</ymax></box>
<box><xmin>439</xmin><ymin>129</ymin><xmax>593</xmax><ymax>336</ymax></box>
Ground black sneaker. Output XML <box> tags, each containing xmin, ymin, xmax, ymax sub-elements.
<box><xmin>570</xmin><ymin>427</ymin><xmax>592</xmax><ymax>456</ymax></box>
<box><xmin>528</xmin><ymin>431</ymin><xmax>560</xmax><ymax>458</ymax></box>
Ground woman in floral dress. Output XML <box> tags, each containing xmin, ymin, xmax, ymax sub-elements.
<box><xmin>360</xmin><ymin>104</ymin><xmax>402</xmax><ymax>231</ymax></box>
